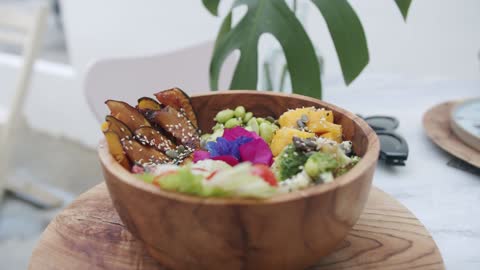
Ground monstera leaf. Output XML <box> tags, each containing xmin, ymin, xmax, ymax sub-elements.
<box><xmin>202</xmin><ymin>0</ymin><xmax>220</xmax><ymax>16</ymax></box>
<box><xmin>210</xmin><ymin>0</ymin><xmax>321</xmax><ymax>97</ymax></box>
<box><xmin>394</xmin><ymin>0</ymin><xmax>413</xmax><ymax>20</ymax></box>
<box><xmin>310</xmin><ymin>0</ymin><xmax>368</xmax><ymax>85</ymax></box>
<box><xmin>203</xmin><ymin>0</ymin><xmax>412</xmax><ymax>99</ymax></box>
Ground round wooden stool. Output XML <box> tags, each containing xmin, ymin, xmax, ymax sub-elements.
<box><xmin>29</xmin><ymin>183</ymin><xmax>445</xmax><ymax>269</ymax></box>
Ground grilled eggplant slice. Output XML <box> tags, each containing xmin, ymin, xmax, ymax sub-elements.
<box><xmin>106</xmin><ymin>100</ymin><xmax>151</xmax><ymax>131</ymax></box>
<box><xmin>146</xmin><ymin>106</ymin><xmax>200</xmax><ymax>150</ymax></box>
<box><xmin>137</xmin><ymin>97</ymin><xmax>162</xmax><ymax>111</ymax></box>
<box><xmin>102</xmin><ymin>115</ymin><xmax>133</xmax><ymax>139</ymax></box>
<box><xmin>134</xmin><ymin>126</ymin><xmax>176</xmax><ymax>153</ymax></box>
<box><xmin>104</xmin><ymin>131</ymin><xmax>131</xmax><ymax>170</ymax></box>
<box><xmin>154</xmin><ymin>88</ymin><xmax>198</xmax><ymax>128</ymax></box>
<box><xmin>122</xmin><ymin>139</ymin><xmax>170</xmax><ymax>165</ymax></box>
<box><xmin>178</xmin><ymin>155</ymin><xmax>193</xmax><ymax>165</ymax></box>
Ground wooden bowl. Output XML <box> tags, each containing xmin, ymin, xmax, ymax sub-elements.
<box><xmin>99</xmin><ymin>91</ymin><xmax>380</xmax><ymax>270</ymax></box>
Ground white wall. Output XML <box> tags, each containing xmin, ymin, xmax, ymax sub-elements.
<box><xmin>7</xmin><ymin>0</ymin><xmax>474</xmax><ymax>147</ymax></box>
<box><xmin>307</xmin><ymin>0</ymin><xmax>480</xmax><ymax>83</ymax></box>
<box><xmin>61</xmin><ymin>0</ymin><xmax>480</xmax><ymax>83</ymax></box>
<box><xmin>61</xmin><ymin>1</ymin><xmax>222</xmax><ymax>80</ymax></box>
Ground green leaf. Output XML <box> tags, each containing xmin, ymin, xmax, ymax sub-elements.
<box><xmin>394</xmin><ymin>0</ymin><xmax>412</xmax><ymax>20</ymax></box>
<box><xmin>263</xmin><ymin>62</ymin><xmax>274</xmax><ymax>91</ymax></box>
<box><xmin>214</xmin><ymin>12</ymin><xmax>231</xmax><ymax>51</ymax></box>
<box><xmin>311</xmin><ymin>0</ymin><xmax>369</xmax><ymax>85</ymax></box>
<box><xmin>202</xmin><ymin>0</ymin><xmax>221</xmax><ymax>16</ymax></box>
<box><xmin>210</xmin><ymin>0</ymin><xmax>321</xmax><ymax>98</ymax></box>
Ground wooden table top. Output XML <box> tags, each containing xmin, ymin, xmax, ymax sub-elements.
<box><xmin>29</xmin><ymin>183</ymin><xmax>445</xmax><ymax>270</ymax></box>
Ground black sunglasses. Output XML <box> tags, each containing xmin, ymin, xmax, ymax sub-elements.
<box><xmin>358</xmin><ymin>115</ymin><xmax>409</xmax><ymax>166</ymax></box>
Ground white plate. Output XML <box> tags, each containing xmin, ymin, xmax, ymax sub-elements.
<box><xmin>450</xmin><ymin>98</ymin><xmax>480</xmax><ymax>152</ymax></box>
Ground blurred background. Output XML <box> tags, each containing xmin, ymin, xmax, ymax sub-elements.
<box><xmin>0</xmin><ymin>0</ymin><xmax>479</xmax><ymax>269</ymax></box>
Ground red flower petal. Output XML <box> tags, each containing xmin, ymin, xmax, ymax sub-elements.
<box><xmin>239</xmin><ymin>139</ymin><xmax>273</xmax><ymax>166</ymax></box>
<box><xmin>212</xmin><ymin>155</ymin><xmax>240</xmax><ymax>166</ymax></box>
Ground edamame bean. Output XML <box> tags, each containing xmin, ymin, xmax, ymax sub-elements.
<box><xmin>215</xmin><ymin>109</ymin><xmax>234</xmax><ymax>123</ymax></box>
<box><xmin>200</xmin><ymin>133</ymin><xmax>211</xmax><ymax>140</ymax></box>
<box><xmin>234</xmin><ymin>106</ymin><xmax>246</xmax><ymax>118</ymax></box>
<box><xmin>210</xmin><ymin>129</ymin><xmax>224</xmax><ymax>141</ymax></box>
<box><xmin>225</xmin><ymin>118</ymin><xmax>242</xmax><ymax>128</ymax></box>
<box><xmin>247</xmin><ymin>117</ymin><xmax>260</xmax><ymax>134</ymax></box>
<box><xmin>212</xmin><ymin>123</ymin><xmax>224</xmax><ymax>131</ymax></box>
<box><xmin>259</xmin><ymin>122</ymin><xmax>275</xmax><ymax>143</ymax></box>
<box><xmin>243</xmin><ymin>112</ymin><xmax>253</xmax><ymax>123</ymax></box>
<box><xmin>256</xmin><ymin>117</ymin><xmax>267</xmax><ymax>125</ymax></box>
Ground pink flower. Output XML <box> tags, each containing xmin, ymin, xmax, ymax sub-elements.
<box><xmin>239</xmin><ymin>138</ymin><xmax>273</xmax><ymax>166</ymax></box>
<box><xmin>193</xmin><ymin>150</ymin><xmax>210</xmax><ymax>162</ymax></box>
<box><xmin>223</xmin><ymin>126</ymin><xmax>261</xmax><ymax>141</ymax></box>
<box><xmin>194</xmin><ymin>126</ymin><xmax>273</xmax><ymax>166</ymax></box>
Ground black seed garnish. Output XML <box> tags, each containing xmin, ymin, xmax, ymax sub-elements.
<box><xmin>166</xmin><ymin>149</ymin><xmax>179</xmax><ymax>159</ymax></box>
<box><xmin>297</xmin><ymin>120</ymin><xmax>306</xmax><ymax>129</ymax></box>
<box><xmin>266</xmin><ymin>116</ymin><xmax>276</xmax><ymax>123</ymax></box>
<box><xmin>177</xmin><ymin>145</ymin><xmax>186</xmax><ymax>153</ymax></box>
<box><xmin>300</xmin><ymin>114</ymin><xmax>309</xmax><ymax>123</ymax></box>
<box><xmin>292</xmin><ymin>136</ymin><xmax>317</xmax><ymax>152</ymax></box>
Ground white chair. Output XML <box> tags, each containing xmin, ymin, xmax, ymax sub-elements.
<box><xmin>0</xmin><ymin>4</ymin><xmax>62</xmax><ymax>208</ymax></box>
<box><xmin>84</xmin><ymin>41</ymin><xmax>236</xmax><ymax>121</ymax></box>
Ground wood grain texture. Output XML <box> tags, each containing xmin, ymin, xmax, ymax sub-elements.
<box><xmin>29</xmin><ymin>183</ymin><xmax>445</xmax><ymax>270</ymax></box>
<box><xmin>93</xmin><ymin>91</ymin><xmax>380</xmax><ymax>270</ymax></box>
<box><xmin>423</xmin><ymin>101</ymin><xmax>480</xmax><ymax>168</ymax></box>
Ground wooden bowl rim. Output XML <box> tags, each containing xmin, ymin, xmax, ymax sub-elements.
<box><xmin>99</xmin><ymin>90</ymin><xmax>380</xmax><ymax>205</ymax></box>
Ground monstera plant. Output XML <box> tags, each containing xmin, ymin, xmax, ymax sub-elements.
<box><xmin>202</xmin><ymin>0</ymin><xmax>412</xmax><ymax>99</ymax></box>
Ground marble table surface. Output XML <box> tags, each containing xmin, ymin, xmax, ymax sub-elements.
<box><xmin>323</xmin><ymin>75</ymin><xmax>480</xmax><ymax>270</ymax></box>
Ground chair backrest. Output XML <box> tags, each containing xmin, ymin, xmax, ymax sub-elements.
<box><xmin>0</xmin><ymin>5</ymin><xmax>48</xmax><ymax>114</ymax></box>
<box><xmin>0</xmin><ymin>4</ymin><xmax>49</xmax><ymax>199</ymax></box>
<box><xmin>84</xmin><ymin>41</ymin><xmax>236</xmax><ymax>122</ymax></box>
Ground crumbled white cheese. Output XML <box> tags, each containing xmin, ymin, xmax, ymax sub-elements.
<box><xmin>277</xmin><ymin>171</ymin><xmax>312</xmax><ymax>194</ymax></box>
<box><xmin>339</xmin><ymin>141</ymin><xmax>353</xmax><ymax>155</ymax></box>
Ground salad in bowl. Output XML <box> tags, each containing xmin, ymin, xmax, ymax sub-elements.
<box><xmin>102</xmin><ymin>88</ymin><xmax>361</xmax><ymax>199</ymax></box>
<box><xmin>98</xmin><ymin>89</ymin><xmax>379</xmax><ymax>270</ymax></box>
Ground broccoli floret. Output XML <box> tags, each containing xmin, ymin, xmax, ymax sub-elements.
<box><xmin>304</xmin><ymin>152</ymin><xmax>338</xmax><ymax>181</ymax></box>
<box><xmin>272</xmin><ymin>144</ymin><xmax>310</xmax><ymax>181</ymax></box>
